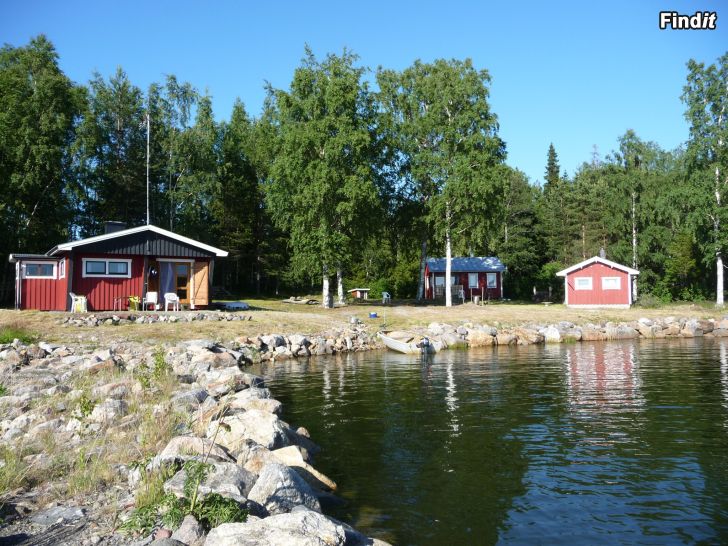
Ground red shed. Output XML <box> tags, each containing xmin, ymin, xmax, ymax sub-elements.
<box><xmin>556</xmin><ymin>256</ymin><xmax>639</xmax><ymax>308</ymax></box>
<box><xmin>424</xmin><ymin>257</ymin><xmax>506</xmax><ymax>301</ymax></box>
<box><xmin>10</xmin><ymin>223</ymin><xmax>228</xmax><ymax>312</ymax></box>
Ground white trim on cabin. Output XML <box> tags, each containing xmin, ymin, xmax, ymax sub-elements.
<box><xmin>51</xmin><ymin>224</ymin><xmax>228</xmax><ymax>257</ymax></box>
<box><xmin>82</xmin><ymin>258</ymin><xmax>133</xmax><ymax>278</ymax></box>
<box><xmin>574</xmin><ymin>277</ymin><xmax>593</xmax><ymax>290</ymax></box>
<box><xmin>555</xmin><ymin>256</ymin><xmax>639</xmax><ymax>277</ymax></box>
<box><xmin>486</xmin><ymin>272</ymin><xmax>497</xmax><ymax>289</ymax></box>
<box><xmin>58</xmin><ymin>258</ymin><xmax>65</xmax><ymax>279</ymax></box>
<box><xmin>468</xmin><ymin>273</ymin><xmax>478</xmax><ymax>288</ymax></box>
<box><xmin>602</xmin><ymin>277</ymin><xmax>621</xmax><ymax>290</ymax></box>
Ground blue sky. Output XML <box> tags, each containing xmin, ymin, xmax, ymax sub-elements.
<box><xmin>2</xmin><ymin>0</ymin><xmax>726</xmax><ymax>184</ymax></box>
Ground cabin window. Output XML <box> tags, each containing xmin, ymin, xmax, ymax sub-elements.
<box><xmin>450</xmin><ymin>275</ymin><xmax>458</xmax><ymax>286</ymax></box>
<box><xmin>435</xmin><ymin>276</ymin><xmax>445</xmax><ymax>287</ymax></box>
<box><xmin>486</xmin><ymin>273</ymin><xmax>497</xmax><ymax>289</ymax></box>
<box><xmin>574</xmin><ymin>277</ymin><xmax>592</xmax><ymax>290</ymax></box>
<box><xmin>468</xmin><ymin>273</ymin><xmax>479</xmax><ymax>288</ymax></box>
<box><xmin>23</xmin><ymin>262</ymin><xmax>56</xmax><ymax>279</ymax></box>
<box><xmin>602</xmin><ymin>277</ymin><xmax>621</xmax><ymax>290</ymax></box>
<box><xmin>82</xmin><ymin>258</ymin><xmax>132</xmax><ymax>278</ymax></box>
<box><xmin>58</xmin><ymin>259</ymin><xmax>65</xmax><ymax>279</ymax></box>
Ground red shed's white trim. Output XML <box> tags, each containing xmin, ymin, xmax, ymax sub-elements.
<box><xmin>555</xmin><ymin>256</ymin><xmax>639</xmax><ymax>277</ymax></box>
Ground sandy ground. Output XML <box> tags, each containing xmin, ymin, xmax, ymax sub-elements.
<box><xmin>1</xmin><ymin>299</ymin><xmax>724</xmax><ymax>345</ymax></box>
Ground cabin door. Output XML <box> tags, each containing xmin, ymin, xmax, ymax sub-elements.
<box><xmin>160</xmin><ymin>262</ymin><xmax>191</xmax><ymax>305</ymax></box>
<box><xmin>174</xmin><ymin>263</ymin><xmax>191</xmax><ymax>304</ymax></box>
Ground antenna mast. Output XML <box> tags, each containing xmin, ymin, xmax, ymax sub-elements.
<box><xmin>146</xmin><ymin>105</ymin><xmax>150</xmax><ymax>225</ymax></box>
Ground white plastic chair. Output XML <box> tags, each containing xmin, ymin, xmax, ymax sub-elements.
<box><xmin>69</xmin><ymin>292</ymin><xmax>87</xmax><ymax>313</ymax></box>
<box><xmin>142</xmin><ymin>291</ymin><xmax>158</xmax><ymax>311</ymax></box>
<box><xmin>382</xmin><ymin>291</ymin><xmax>391</xmax><ymax>304</ymax></box>
<box><xmin>164</xmin><ymin>292</ymin><xmax>180</xmax><ymax>311</ymax></box>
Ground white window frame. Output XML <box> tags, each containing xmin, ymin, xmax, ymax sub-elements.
<box><xmin>574</xmin><ymin>276</ymin><xmax>593</xmax><ymax>290</ymax></box>
<box><xmin>22</xmin><ymin>261</ymin><xmax>57</xmax><ymax>279</ymax></box>
<box><xmin>486</xmin><ymin>272</ymin><xmax>497</xmax><ymax>289</ymax></box>
<box><xmin>435</xmin><ymin>276</ymin><xmax>445</xmax><ymax>287</ymax></box>
<box><xmin>82</xmin><ymin>258</ymin><xmax>132</xmax><ymax>278</ymax></box>
<box><xmin>468</xmin><ymin>273</ymin><xmax>479</xmax><ymax>288</ymax></box>
<box><xmin>602</xmin><ymin>276</ymin><xmax>621</xmax><ymax>290</ymax></box>
<box><xmin>58</xmin><ymin>259</ymin><xmax>65</xmax><ymax>279</ymax></box>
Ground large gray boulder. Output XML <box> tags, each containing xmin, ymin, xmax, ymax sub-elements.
<box><xmin>164</xmin><ymin>460</ymin><xmax>256</xmax><ymax>502</ymax></box>
<box><xmin>209</xmin><ymin>410</ymin><xmax>289</xmax><ymax>452</ymax></box>
<box><xmin>205</xmin><ymin>509</ymin><xmax>344</xmax><ymax>546</ymax></box>
<box><xmin>247</xmin><ymin>463</ymin><xmax>321</xmax><ymax>515</ymax></box>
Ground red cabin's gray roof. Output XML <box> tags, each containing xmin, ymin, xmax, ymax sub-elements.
<box><xmin>426</xmin><ymin>257</ymin><xmax>506</xmax><ymax>273</ymax></box>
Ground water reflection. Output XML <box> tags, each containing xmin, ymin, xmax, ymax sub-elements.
<box><xmin>721</xmin><ymin>341</ymin><xmax>728</xmax><ymax>428</ymax></box>
<box><xmin>255</xmin><ymin>341</ymin><xmax>728</xmax><ymax>545</ymax></box>
<box><xmin>565</xmin><ymin>342</ymin><xmax>643</xmax><ymax>413</ymax></box>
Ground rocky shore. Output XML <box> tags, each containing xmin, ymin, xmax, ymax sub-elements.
<box><xmin>0</xmin><ymin>337</ymin><xmax>389</xmax><ymax>545</ymax></box>
<box><xmin>413</xmin><ymin>315</ymin><xmax>728</xmax><ymax>348</ymax></box>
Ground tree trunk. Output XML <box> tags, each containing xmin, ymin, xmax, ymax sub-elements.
<box><xmin>322</xmin><ymin>266</ymin><xmax>332</xmax><ymax>309</ymax></box>
<box><xmin>417</xmin><ymin>234</ymin><xmax>427</xmax><ymax>301</ymax></box>
<box><xmin>336</xmin><ymin>268</ymin><xmax>345</xmax><ymax>305</ymax></box>
<box><xmin>717</xmin><ymin>160</ymin><xmax>725</xmax><ymax>307</ymax></box>
<box><xmin>445</xmin><ymin>202</ymin><xmax>452</xmax><ymax>308</ymax></box>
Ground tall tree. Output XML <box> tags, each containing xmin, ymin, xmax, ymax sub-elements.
<box><xmin>544</xmin><ymin>143</ymin><xmax>560</xmax><ymax>189</ymax></box>
<box><xmin>266</xmin><ymin>47</ymin><xmax>380</xmax><ymax>307</ymax></box>
<box><xmin>682</xmin><ymin>53</ymin><xmax>728</xmax><ymax>307</ymax></box>
<box><xmin>378</xmin><ymin>59</ymin><xmax>505</xmax><ymax>305</ymax></box>
<box><xmin>73</xmin><ymin>67</ymin><xmax>147</xmax><ymax>234</ymax></box>
<box><xmin>0</xmin><ymin>35</ymin><xmax>81</xmax><ymax>279</ymax></box>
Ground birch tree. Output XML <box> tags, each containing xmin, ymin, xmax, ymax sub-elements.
<box><xmin>266</xmin><ymin>48</ymin><xmax>379</xmax><ymax>308</ymax></box>
<box><xmin>378</xmin><ymin>59</ymin><xmax>504</xmax><ymax>305</ymax></box>
<box><xmin>682</xmin><ymin>54</ymin><xmax>728</xmax><ymax>307</ymax></box>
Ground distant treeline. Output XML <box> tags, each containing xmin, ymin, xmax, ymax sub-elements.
<box><xmin>1</xmin><ymin>36</ymin><xmax>726</xmax><ymax>305</ymax></box>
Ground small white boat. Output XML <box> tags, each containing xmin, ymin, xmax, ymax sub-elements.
<box><xmin>378</xmin><ymin>331</ymin><xmax>442</xmax><ymax>354</ymax></box>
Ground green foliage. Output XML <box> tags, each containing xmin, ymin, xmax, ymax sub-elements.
<box><xmin>152</xmin><ymin>348</ymin><xmax>170</xmax><ymax>381</ymax></box>
<box><xmin>122</xmin><ymin>459</ymin><xmax>247</xmax><ymax>535</ymax></box>
<box><xmin>0</xmin><ymin>384</ymin><xmax>6</xmax><ymax>396</ymax></box>
<box><xmin>77</xmin><ymin>393</ymin><xmax>95</xmax><ymax>418</ymax></box>
<box><xmin>0</xmin><ymin>326</ymin><xmax>36</xmax><ymax>344</ymax></box>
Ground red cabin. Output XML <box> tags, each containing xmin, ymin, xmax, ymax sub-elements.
<box><xmin>10</xmin><ymin>223</ymin><xmax>228</xmax><ymax>312</ymax></box>
<box><xmin>424</xmin><ymin>257</ymin><xmax>506</xmax><ymax>301</ymax></box>
<box><xmin>556</xmin><ymin>256</ymin><xmax>639</xmax><ymax>308</ymax></box>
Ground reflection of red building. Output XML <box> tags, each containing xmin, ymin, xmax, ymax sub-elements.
<box><xmin>556</xmin><ymin>256</ymin><xmax>639</xmax><ymax>308</ymax></box>
<box><xmin>565</xmin><ymin>343</ymin><xmax>642</xmax><ymax>410</ymax></box>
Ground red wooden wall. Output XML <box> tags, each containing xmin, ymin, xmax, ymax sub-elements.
<box><xmin>73</xmin><ymin>253</ymin><xmax>144</xmax><ymax>311</ymax></box>
<box><xmin>565</xmin><ymin>262</ymin><xmax>630</xmax><ymax>306</ymax></box>
<box><xmin>20</xmin><ymin>258</ymin><xmax>68</xmax><ymax>311</ymax></box>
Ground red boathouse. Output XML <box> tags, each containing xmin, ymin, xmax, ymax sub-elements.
<box><xmin>10</xmin><ymin>223</ymin><xmax>228</xmax><ymax>312</ymax></box>
<box><xmin>424</xmin><ymin>257</ymin><xmax>506</xmax><ymax>301</ymax></box>
<box><xmin>556</xmin><ymin>256</ymin><xmax>639</xmax><ymax>308</ymax></box>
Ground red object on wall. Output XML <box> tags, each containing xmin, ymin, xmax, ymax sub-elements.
<box><xmin>557</xmin><ymin>257</ymin><xmax>639</xmax><ymax>308</ymax></box>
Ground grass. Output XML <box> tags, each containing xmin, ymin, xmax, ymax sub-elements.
<box><xmin>0</xmin><ymin>323</ymin><xmax>36</xmax><ymax>344</ymax></box>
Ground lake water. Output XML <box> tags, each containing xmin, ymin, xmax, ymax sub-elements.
<box><xmin>251</xmin><ymin>339</ymin><xmax>728</xmax><ymax>545</ymax></box>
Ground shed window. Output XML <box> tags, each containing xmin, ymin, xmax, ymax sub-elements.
<box><xmin>468</xmin><ymin>273</ymin><xmax>479</xmax><ymax>288</ymax></box>
<box><xmin>486</xmin><ymin>273</ymin><xmax>497</xmax><ymax>288</ymax></box>
<box><xmin>602</xmin><ymin>277</ymin><xmax>621</xmax><ymax>290</ymax></box>
<box><xmin>574</xmin><ymin>277</ymin><xmax>592</xmax><ymax>290</ymax></box>
<box><xmin>58</xmin><ymin>259</ymin><xmax>65</xmax><ymax>279</ymax></box>
<box><xmin>23</xmin><ymin>262</ymin><xmax>56</xmax><ymax>279</ymax></box>
<box><xmin>82</xmin><ymin>258</ymin><xmax>132</xmax><ymax>278</ymax></box>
